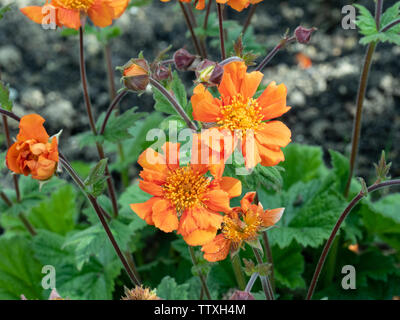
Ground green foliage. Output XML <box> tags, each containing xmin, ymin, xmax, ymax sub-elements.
<box><xmin>355</xmin><ymin>3</ymin><xmax>400</xmax><ymax>45</ymax></box>
<box><xmin>0</xmin><ymin>81</ymin><xmax>13</xmax><ymax>111</ymax></box>
<box><xmin>157</xmin><ymin>276</ymin><xmax>190</xmax><ymax>300</ymax></box>
<box><xmin>0</xmin><ymin>4</ymin><xmax>11</xmax><ymax>20</ymax></box>
<box><xmin>0</xmin><ymin>237</ymin><xmax>44</xmax><ymax>299</ymax></box>
<box><xmin>84</xmin><ymin>159</ymin><xmax>108</xmax><ymax>197</ymax></box>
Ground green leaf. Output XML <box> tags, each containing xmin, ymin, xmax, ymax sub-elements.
<box><xmin>272</xmin><ymin>242</ymin><xmax>305</xmax><ymax>289</ymax></box>
<box><xmin>28</xmin><ymin>185</ymin><xmax>78</xmax><ymax>235</ymax></box>
<box><xmin>355</xmin><ymin>4</ymin><xmax>378</xmax><ymax>37</ymax></box>
<box><xmin>102</xmin><ymin>109</ymin><xmax>146</xmax><ymax>142</ymax></box>
<box><xmin>0</xmin><ymin>81</ymin><xmax>13</xmax><ymax>111</ymax></box>
<box><xmin>156</xmin><ymin>276</ymin><xmax>190</xmax><ymax>300</ymax></box>
<box><xmin>84</xmin><ymin>159</ymin><xmax>108</xmax><ymax>197</ymax></box>
<box><xmin>280</xmin><ymin>144</ymin><xmax>325</xmax><ymax>190</ymax></box>
<box><xmin>118</xmin><ymin>182</ymin><xmax>151</xmax><ymax>226</ymax></box>
<box><xmin>0</xmin><ymin>4</ymin><xmax>12</xmax><ymax>20</ymax></box>
<box><xmin>380</xmin><ymin>3</ymin><xmax>400</xmax><ymax>30</ymax></box>
<box><xmin>329</xmin><ymin>150</ymin><xmax>350</xmax><ymax>194</ymax></box>
<box><xmin>63</xmin><ymin>219</ymin><xmax>131</xmax><ymax>271</ymax></box>
<box><xmin>152</xmin><ymin>85</ymin><xmax>178</xmax><ymax>115</ymax></box>
<box><xmin>171</xmin><ymin>71</ymin><xmax>189</xmax><ymax>112</ymax></box>
<box><xmin>0</xmin><ymin>236</ymin><xmax>44</xmax><ymax>299</ymax></box>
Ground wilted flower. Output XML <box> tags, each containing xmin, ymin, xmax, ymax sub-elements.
<box><xmin>191</xmin><ymin>61</ymin><xmax>292</xmax><ymax>169</ymax></box>
<box><xmin>201</xmin><ymin>192</ymin><xmax>284</xmax><ymax>262</ymax></box>
<box><xmin>130</xmin><ymin>141</ymin><xmax>242</xmax><ymax>246</ymax></box>
<box><xmin>122</xmin><ymin>286</ymin><xmax>160</xmax><ymax>300</ymax></box>
<box><xmin>6</xmin><ymin>114</ymin><xmax>59</xmax><ymax>181</ymax></box>
<box><xmin>121</xmin><ymin>58</ymin><xmax>150</xmax><ymax>92</ymax></box>
<box><xmin>21</xmin><ymin>0</ymin><xmax>130</xmax><ymax>29</ymax></box>
<box><xmin>173</xmin><ymin>48</ymin><xmax>198</xmax><ymax>71</ymax></box>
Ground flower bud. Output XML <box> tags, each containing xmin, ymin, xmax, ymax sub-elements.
<box><xmin>294</xmin><ymin>26</ymin><xmax>316</xmax><ymax>44</ymax></box>
<box><xmin>121</xmin><ymin>58</ymin><xmax>150</xmax><ymax>92</ymax></box>
<box><xmin>173</xmin><ymin>48</ymin><xmax>198</xmax><ymax>71</ymax></box>
<box><xmin>195</xmin><ymin>60</ymin><xmax>224</xmax><ymax>86</ymax></box>
<box><xmin>230</xmin><ymin>290</ymin><xmax>255</xmax><ymax>300</ymax></box>
<box><xmin>152</xmin><ymin>62</ymin><xmax>172</xmax><ymax>82</ymax></box>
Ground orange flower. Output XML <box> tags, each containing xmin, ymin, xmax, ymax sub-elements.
<box><xmin>20</xmin><ymin>0</ymin><xmax>129</xmax><ymax>29</ymax></box>
<box><xmin>160</xmin><ymin>0</ymin><xmax>262</xmax><ymax>12</ymax></box>
<box><xmin>191</xmin><ymin>61</ymin><xmax>291</xmax><ymax>169</ymax></box>
<box><xmin>130</xmin><ymin>141</ymin><xmax>242</xmax><ymax>246</ymax></box>
<box><xmin>6</xmin><ymin>114</ymin><xmax>59</xmax><ymax>181</ymax></box>
<box><xmin>201</xmin><ymin>192</ymin><xmax>284</xmax><ymax>262</ymax></box>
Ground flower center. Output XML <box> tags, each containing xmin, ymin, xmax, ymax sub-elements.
<box><xmin>163</xmin><ymin>166</ymin><xmax>210</xmax><ymax>213</ymax></box>
<box><xmin>217</xmin><ymin>94</ymin><xmax>264</xmax><ymax>136</ymax></box>
<box><xmin>222</xmin><ymin>211</ymin><xmax>262</xmax><ymax>243</ymax></box>
<box><xmin>55</xmin><ymin>0</ymin><xmax>95</xmax><ymax>10</ymax></box>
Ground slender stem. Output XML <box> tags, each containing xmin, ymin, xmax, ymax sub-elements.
<box><xmin>262</xmin><ymin>232</ymin><xmax>275</xmax><ymax>290</ymax></box>
<box><xmin>217</xmin><ymin>3</ymin><xmax>226</xmax><ymax>60</ymax></box>
<box><xmin>381</xmin><ymin>18</ymin><xmax>400</xmax><ymax>32</ymax></box>
<box><xmin>252</xmin><ymin>248</ymin><xmax>274</xmax><ymax>300</ymax></box>
<box><xmin>59</xmin><ymin>157</ymin><xmax>140</xmax><ymax>286</ymax></box>
<box><xmin>203</xmin><ymin>0</ymin><xmax>212</xmax><ymax>34</ymax></box>
<box><xmin>306</xmin><ymin>179</ymin><xmax>400</xmax><ymax>300</ymax></box>
<box><xmin>99</xmin><ymin>91</ymin><xmax>128</xmax><ymax>135</ymax></box>
<box><xmin>79</xmin><ymin>27</ymin><xmax>97</xmax><ymax>136</ymax></box>
<box><xmin>79</xmin><ymin>27</ymin><xmax>119</xmax><ymax>217</ymax></box>
<box><xmin>0</xmin><ymin>191</ymin><xmax>12</xmax><ymax>206</ymax></box>
<box><xmin>242</xmin><ymin>4</ymin><xmax>258</xmax><ymax>34</ymax></box>
<box><xmin>188</xmin><ymin>246</ymin><xmax>212</xmax><ymax>299</ymax></box>
<box><xmin>219</xmin><ymin>56</ymin><xmax>243</xmax><ymax>66</ymax></box>
<box><xmin>231</xmin><ymin>253</ymin><xmax>247</xmax><ymax>290</ymax></box>
<box><xmin>245</xmin><ymin>272</ymin><xmax>259</xmax><ymax>293</ymax></box>
<box><xmin>375</xmin><ymin>0</ymin><xmax>383</xmax><ymax>30</ymax></box>
<box><xmin>149</xmin><ymin>77</ymin><xmax>197</xmax><ymax>131</ymax></box>
<box><xmin>2</xmin><ymin>115</ymin><xmax>21</xmax><ymax>201</ymax></box>
<box><xmin>255</xmin><ymin>36</ymin><xmax>296</xmax><ymax>72</ymax></box>
<box><xmin>0</xmin><ymin>109</ymin><xmax>20</xmax><ymax>122</ymax></box>
<box><xmin>344</xmin><ymin>42</ymin><xmax>377</xmax><ymax>197</ymax></box>
<box><xmin>179</xmin><ymin>2</ymin><xmax>203</xmax><ymax>58</ymax></box>
<box><xmin>186</xmin><ymin>4</ymin><xmax>207</xmax><ymax>58</ymax></box>
<box><xmin>124</xmin><ymin>251</ymin><xmax>141</xmax><ymax>283</ymax></box>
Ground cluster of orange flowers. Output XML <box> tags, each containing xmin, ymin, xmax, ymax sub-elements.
<box><xmin>12</xmin><ymin>1</ymin><xmax>289</xmax><ymax>263</ymax></box>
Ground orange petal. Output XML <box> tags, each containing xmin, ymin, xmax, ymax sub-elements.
<box><xmin>57</xmin><ymin>7</ymin><xmax>81</xmax><ymax>29</ymax></box>
<box><xmin>255</xmin><ymin>121</ymin><xmax>292</xmax><ymax>148</ymax></box>
<box><xmin>240</xmin><ymin>191</ymin><xmax>256</xmax><ymax>212</ymax></box>
<box><xmin>20</xmin><ymin>6</ymin><xmax>46</xmax><ymax>25</ymax></box>
<box><xmin>226</xmin><ymin>0</ymin><xmax>250</xmax><ymax>11</ymax></box>
<box><xmin>138</xmin><ymin>148</ymin><xmax>168</xmax><ymax>173</ymax></box>
<box><xmin>139</xmin><ymin>169</ymin><xmax>167</xmax><ymax>185</ymax></box>
<box><xmin>17</xmin><ymin>114</ymin><xmax>49</xmax><ymax>143</ymax></box>
<box><xmin>241</xmin><ymin>133</ymin><xmax>262</xmax><ymax>169</ymax></box>
<box><xmin>162</xmin><ymin>142</ymin><xmax>180</xmax><ymax>171</ymax></box>
<box><xmin>218</xmin><ymin>61</ymin><xmax>246</xmax><ymax>98</ymax></box>
<box><xmin>261</xmin><ymin>208</ymin><xmax>284</xmax><ymax>227</ymax></box>
<box><xmin>240</xmin><ymin>70</ymin><xmax>263</xmax><ymax>99</ymax></box>
<box><xmin>202</xmin><ymin>189</ymin><xmax>231</xmax><ymax>213</ymax></box>
<box><xmin>139</xmin><ymin>180</ymin><xmax>164</xmax><ymax>197</ymax></box>
<box><xmin>104</xmin><ymin>0</ymin><xmax>129</xmax><ymax>18</ymax></box>
<box><xmin>33</xmin><ymin>156</ymin><xmax>56</xmax><ymax>180</ymax></box>
<box><xmin>87</xmin><ymin>0</ymin><xmax>114</xmax><ymax>28</ymax></box>
<box><xmin>195</xmin><ymin>0</ymin><xmax>206</xmax><ymax>9</ymax></box>
<box><xmin>48</xmin><ymin>137</ymin><xmax>59</xmax><ymax>162</ymax></box>
<box><xmin>182</xmin><ymin>228</ymin><xmax>218</xmax><ymax>246</ymax></box>
<box><xmin>219</xmin><ymin>177</ymin><xmax>242</xmax><ymax>198</ymax></box>
<box><xmin>130</xmin><ymin>197</ymin><xmax>160</xmax><ymax>225</ymax></box>
<box><xmin>257</xmin><ymin>82</ymin><xmax>291</xmax><ymax>120</ymax></box>
<box><xmin>193</xmin><ymin>206</ymin><xmax>223</xmax><ymax>230</ymax></box>
<box><xmin>152</xmin><ymin>199</ymin><xmax>178</xmax><ymax>233</ymax></box>
<box><xmin>6</xmin><ymin>143</ymin><xmax>23</xmax><ymax>174</ymax></box>
<box><xmin>201</xmin><ymin>234</ymin><xmax>231</xmax><ymax>262</ymax></box>
<box><xmin>257</xmin><ymin>143</ymin><xmax>285</xmax><ymax>167</ymax></box>
<box><xmin>191</xmin><ymin>84</ymin><xmax>221</xmax><ymax>123</ymax></box>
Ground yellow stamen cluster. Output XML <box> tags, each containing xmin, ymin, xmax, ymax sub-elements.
<box><xmin>163</xmin><ymin>166</ymin><xmax>211</xmax><ymax>213</ymax></box>
<box><xmin>217</xmin><ymin>94</ymin><xmax>264</xmax><ymax>137</ymax></box>
<box><xmin>222</xmin><ymin>212</ymin><xmax>262</xmax><ymax>243</ymax></box>
<box><xmin>55</xmin><ymin>0</ymin><xmax>95</xmax><ymax>10</ymax></box>
<box><xmin>122</xmin><ymin>286</ymin><xmax>160</xmax><ymax>300</ymax></box>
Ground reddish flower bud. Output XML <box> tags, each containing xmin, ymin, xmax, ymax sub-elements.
<box><xmin>230</xmin><ymin>291</ymin><xmax>255</xmax><ymax>300</ymax></box>
<box><xmin>195</xmin><ymin>60</ymin><xmax>224</xmax><ymax>86</ymax></box>
<box><xmin>173</xmin><ymin>48</ymin><xmax>197</xmax><ymax>71</ymax></box>
<box><xmin>152</xmin><ymin>63</ymin><xmax>172</xmax><ymax>82</ymax></box>
<box><xmin>120</xmin><ymin>58</ymin><xmax>150</xmax><ymax>92</ymax></box>
<box><xmin>294</xmin><ymin>26</ymin><xmax>316</xmax><ymax>44</ymax></box>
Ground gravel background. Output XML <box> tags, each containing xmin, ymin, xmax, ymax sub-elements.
<box><xmin>0</xmin><ymin>0</ymin><xmax>399</xmax><ymax>186</ymax></box>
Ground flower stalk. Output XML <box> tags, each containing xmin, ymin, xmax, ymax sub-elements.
<box><xmin>306</xmin><ymin>179</ymin><xmax>400</xmax><ymax>300</ymax></box>
<box><xmin>217</xmin><ymin>3</ymin><xmax>226</xmax><ymax>60</ymax></box>
<box><xmin>188</xmin><ymin>246</ymin><xmax>212</xmax><ymax>300</ymax></box>
<box><xmin>179</xmin><ymin>2</ymin><xmax>204</xmax><ymax>58</ymax></box>
<box><xmin>231</xmin><ymin>253</ymin><xmax>247</xmax><ymax>291</ymax></box>
<box><xmin>252</xmin><ymin>248</ymin><xmax>274</xmax><ymax>300</ymax></box>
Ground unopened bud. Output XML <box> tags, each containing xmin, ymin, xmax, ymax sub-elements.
<box><xmin>196</xmin><ymin>60</ymin><xmax>224</xmax><ymax>86</ymax></box>
<box><xmin>230</xmin><ymin>290</ymin><xmax>255</xmax><ymax>300</ymax></box>
<box><xmin>173</xmin><ymin>48</ymin><xmax>197</xmax><ymax>71</ymax></box>
<box><xmin>294</xmin><ymin>26</ymin><xmax>316</xmax><ymax>44</ymax></box>
<box><xmin>152</xmin><ymin>62</ymin><xmax>172</xmax><ymax>82</ymax></box>
<box><xmin>120</xmin><ymin>58</ymin><xmax>150</xmax><ymax>92</ymax></box>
